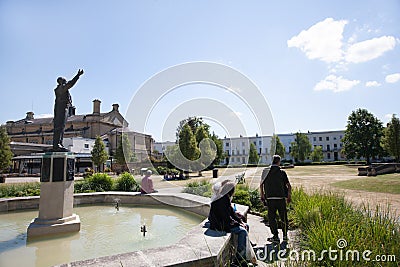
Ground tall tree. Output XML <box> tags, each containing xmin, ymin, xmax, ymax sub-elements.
<box><xmin>248</xmin><ymin>143</ymin><xmax>260</xmax><ymax>164</ymax></box>
<box><xmin>342</xmin><ymin>108</ymin><xmax>384</xmax><ymax>164</ymax></box>
<box><xmin>195</xmin><ymin>125</ymin><xmax>215</xmax><ymax>171</ymax></box>
<box><xmin>382</xmin><ymin>114</ymin><xmax>400</xmax><ymax>162</ymax></box>
<box><xmin>115</xmin><ymin>134</ymin><xmax>135</xmax><ymax>166</ymax></box>
<box><xmin>91</xmin><ymin>136</ymin><xmax>108</xmax><ymax>172</ymax></box>
<box><xmin>270</xmin><ymin>134</ymin><xmax>285</xmax><ymax>158</ymax></box>
<box><xmin>179</xmin><ymin>124</ymin><xmax>200</xmax><ymax>169</ymax></box>
<box><xmin>211</xmin><ymin>132</ymin><xmax>224</xmax><ymax>166</ymax></box>
<box><xmin>176</xmin><ymin>117</ymin><xmax>208</xmax><ymax>142</ymax></box>
<box><xmin>310</xmin><ymin>146</ymin><xmax>324</xmax><ymax>162</ymax></box>
<box><xmin>0</xmin><ymin>127</ymin><xmax>13</xmax><ymax>173</ymax></box>
<box><xmin>290</xmin><ymin>132</ymin><xmax>312</xmax><ymax>162</ymax></box>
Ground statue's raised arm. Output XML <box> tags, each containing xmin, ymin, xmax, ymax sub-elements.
<box><xmin>52</xmin><ymin>69</ymin><xmax>84</xmax><ymax>151</ymax></box>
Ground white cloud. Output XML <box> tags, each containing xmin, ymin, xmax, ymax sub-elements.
<box><xmin>345</xmin><ymin>36</ymin><xmax>396</xmax><ymax>63</ymax></box>
<box><xmin>288</xmin><ymin>19</ymin><xmax>396</xmax><ymax>67</ymax></box>
<box><xmin>385</xmin><ymin>73</ymin><xmax>400</xmax><ymax>83</ymax></box>
<box><xmin>365</xmin><ymin>81</ymin><xmax>381</xmax><ymax>87</ymax></box>
<box><xmin>287</xmin><ymin>18</ymin><xmax>347</xmax><ymax>63</ymax></box>
<box><xmin>314</xmin><ymin>75</ymin><xmax>360</xmax><ymax>93</ymax></box>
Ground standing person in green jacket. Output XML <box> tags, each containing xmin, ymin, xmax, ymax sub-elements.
<box><xmin>260</xmin><ymin>155</ymin><xmax>292</xmax><ymax>244</ymax></box>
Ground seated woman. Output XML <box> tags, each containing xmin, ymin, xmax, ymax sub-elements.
<box><xmin>208</xmin><ymin>180</ymin><xmax>252</xmax><ymax>264</ymax></box>
<box><xmin>140</xmin><ymin>170</ymin><xmax>158</xmax><ymax>194</ymax></box>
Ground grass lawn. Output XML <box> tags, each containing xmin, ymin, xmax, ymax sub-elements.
<box><xmin>332</xmin><ymin>173</ymin><xmax>400</xmax><ymax>194</ymax></box>
<box><xmin>284</xmin><ymin>164</ymin><xmax>360</xmax><ymax>177</ymax></box>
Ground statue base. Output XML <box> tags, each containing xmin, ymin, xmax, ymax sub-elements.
<box><xmin>27</xmin><ymin>214</ymin><xmax>81</xmax><ymax>238</ymax></box>
<box><xmin>27</xmin><ymin>152</ymin><xmax>80</xmax><ymax>238</ymax></box>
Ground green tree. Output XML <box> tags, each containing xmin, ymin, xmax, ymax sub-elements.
<box><xmin>271</xmin><ymin>134</ymin><xmax>285</xmax><ymax>158</ymax></box>
<box><xmin>195</xmin><ymin>125</ymin><xmax>215</xmax><ymax>172</ymax></box>
<box><xmin>382</xmin><ymin>114</ymin><xmax>400</xmax><ymax>162</ymax></box>
<box><xmin>176</xmin><ymin>116</ymin><xmax>208</xmax><ymax>141</ymax></box>
<box><xmin>290</xmin><ymin>132</ymin><xmax>312</xmax><ymax>162</ymax></box>
<box><xmin>310</xmin><ymin>145</ymin><xmax>324</xmax><ymax>162</ymax></box>
<box><xmin>211</xmin><ymin>132</ymin><xmax>224</xmax><ymax>166</ymax></box>
<box><xmin>0</xmin><ymin>127</ymin><xmax>13</xmax><ymax>173</ymax></box>
<box><xmin>342</xmin><ymin>109</ymin><xmax>384</xmax><ymax>164</ymax></box>
<box><xmin>248</xmin><ymin>143</ymin><xmax>260</xmax><ymax>164</ymax></box>
<box><xmin>91</xmin><ymin>136</ymin><xmax>108</xmax><ymax>172</ymax></box>
<box><xmin>115</xmin><ymin>134</ymin><xmax>135</xmax><ymax>166</ymax></box>
<box><xmin>179</xmin><ymin>124</ymin><xmax>200</xmax><ymax>170</ymax></box>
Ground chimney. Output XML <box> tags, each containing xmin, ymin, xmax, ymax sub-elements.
<box><xmin>93</xmin><ymin>99</ymin><xmax>101</xmax><ymax>115</ymax></box>
<box><xmin>68</xmin><ymin>106</ymin><xmax>76</xmax><ymax>117</ymax></box>
<box><xmin>112</xmin><ymin>103</ymin><xmax>119</xmax><ymax>112</ymax></box>
<box><xmin>26</xmin><ymin>111</ymin><xmax>34</xmax><ymax>120</ymax></box>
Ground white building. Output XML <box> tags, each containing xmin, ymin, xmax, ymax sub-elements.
<box><xmin>218</xmin><ymin>130</ymin><xmax>346</xmax><ymax>165</ymax></box>
<box><xmin>153</xmin><ymin>141</ymin><xmax>176</xmax><ymax>156</ymax></box>
<box><xmin>63</xmin><ymin>137</ymin><xmax>98</xmax><ymax>154</ymax></box>
<box><xmin>308</xmin><ymin>130</ymin><xmax>345</xmax><ymax>161</ymax></box>
<box><xmin>221</xmin><ymin>135</ymin><xmax>273</xmax><ymax>165</ymax></box>
<box><xmin>276</xmin><ymin>134</ymin><xmax>296</xmax><ymax>161</ymax></box>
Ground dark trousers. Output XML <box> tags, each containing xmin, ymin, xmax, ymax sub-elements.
<box><xmin>267</xmin><ymin>199</ymin><xmax>288</xmax><ymax>238</ymax></box>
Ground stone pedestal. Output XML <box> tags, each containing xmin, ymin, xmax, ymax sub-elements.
<box><xmin>27</xmin><ymin>152</ymin><xmax>81</xmax><ymax>238</ymax></box>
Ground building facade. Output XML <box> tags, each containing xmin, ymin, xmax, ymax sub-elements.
<box><xmin>219</xmin><ymin>130</ymin><xmax>346</xmax><ymax>165</ymax></box>
<box><xmin>4</xmin><ymin>99</ymin><xmax>155</xmax><ymax>171</ymax></box>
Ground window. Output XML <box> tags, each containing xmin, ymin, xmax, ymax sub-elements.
<box><xmin>231</xmin><ymin>157</ymin><xmax>235</xmax><ymax>163</ymax></box>
<box><xmin>319</xmin><ymin>137</ymin><xmax>322</xmax><ymax>141</ymax></box>
<box><xmin>333</xmin><ymin>137</ymin><xmax>337</xmax><ymax>140</ymax></box>
<box><xmin>226</xmin><ymin>142</ymin><xmax>229</xmax><ymax>147</ymax></box>
<box><xmin>253</xmin><ymin>141</ymin><xmax>256</xmax><ymax>146</ymax></box>
<box><xmin>243</xmin><ymin>149</ymin><xmax>246</xmax><ymax>155</ymax></box>
<box><xmin>340</xmin><ymin>143</ymin><xmax>343</xmax><ymax>147</ymax></box>
<box><xmin>242</xmin><ymin>142</ymin><xmax>245</xmax><ymax>146</ymax></box>
<box><xmin>327</xmin><ymin>145</ymin><xmax>330</xmax><ymax>151</ymax></box>
<box><xmin>326</xmin><ymin>137</ymin><xmax>330</xmax><ymax>141</ymax></box>
<box><xmin>84</xmin><ymin>144</ymin><xmax>89</xmax><ymax>149</ymax></box>
<box><xmin>327</xmin><ymin>153</ymin><xmax>331</xmax><ymax>159</ymax></box>
<box><xmin>313</xmin><ymin>137</ymin><xmax>316</xmax><ymax>142</ymax></box>
<box><xmin>259</xmin><ymin>141</ymin><xmax>262</xmax><ymax>145</ymax></box>
<box><xmin>259</xmin><ymin>148</ymin><xmax>262</xmax><ymax>154</ymax></box>
<box><xmin>232</xmin><ymin>150</ymin><xmax>235</xmax><ymax>156</ymax></box>
<box><xmin>242</xmin><ymin>157</ymin><xmax>245</xmax><ymax>164</ymax></box>
<box><xmin>334</xmin><ymin>144</ymin><xmax>337</xmax><ymax>148</ymax></box>
<box><xmin>226</xmin><ymin>150</ymin><xmax>230</xmax><ymax>156</ymax></box>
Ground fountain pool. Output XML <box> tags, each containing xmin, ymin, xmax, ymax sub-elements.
<box><xmin>0</xmin><ymin>204</ymin><xmax>204</xmax><ymax>267</ymax></box>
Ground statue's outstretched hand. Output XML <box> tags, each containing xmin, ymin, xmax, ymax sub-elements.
<box><xmin>78</xmin><ymin>69</ymin><xmax>84</xmax><ymax>76</ymax></box>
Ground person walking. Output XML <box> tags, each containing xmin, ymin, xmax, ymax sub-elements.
<box><xmin>260</xmin><ymin>155</ymin><xmax>292</xmax><ymax>243</ymax></box>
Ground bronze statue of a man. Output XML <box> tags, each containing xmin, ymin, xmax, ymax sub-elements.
<box><xmin>53</xmin><ymin>69</ymin><xmax>84</xmax><ymax>151</ymax></box>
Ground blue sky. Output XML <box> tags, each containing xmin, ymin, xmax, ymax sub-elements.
<box><xmin>1</xmin><ymin>0</ymin><xmax>399</xmax><ymax>141</ymax></box>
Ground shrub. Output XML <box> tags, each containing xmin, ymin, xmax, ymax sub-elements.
<box><xmin>87</xmin><ymin>173</ymin><xmax>113</xmax><ymax>192</ymax></box>
<box><xmin>232</xmin><ymin>188</ymin><xmax>251</xmax><ymax>208</ymax></box>
<box><xmin>0</xmin><ymin>183</ymin><xmax>41</xmax><ymax>198</ymax></box>
<box><xmin>114</xmin><ymin>172</ymin><xmax>139</xmax><ymax>192</ymax></box>
<box><xmin>249</xmin><ymin>188</ymin><xmax>265</xmax><ymax>212</ymax></box>
<box><xmin>156</xmin><ymin>166</ymin><xmax>167</xmax><ymax>175</ymax></box>
<box><xmin>74</xmin><ymin>180</ymin><xmax>95</xmax><ymax>193</ymax></box>
<box><xmin>183</xmin><ymin>179</ymin><xmax>212</xmax><ymax>197</ymax></box>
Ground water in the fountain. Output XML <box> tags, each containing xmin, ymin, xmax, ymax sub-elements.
<box><xmin>0</xmin><ymin>204</ymin><xmax>204</xmax><ymax>267</ymax></box>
